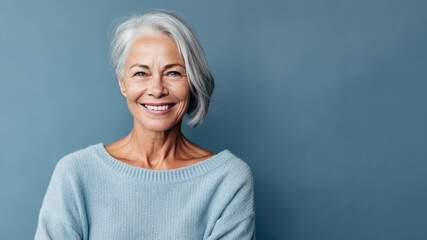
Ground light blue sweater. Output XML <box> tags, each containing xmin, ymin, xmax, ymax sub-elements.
<box><xmin>35</xmin><ymin>143</ymin><xmax>255</xmax><ymax>239</ymax></box>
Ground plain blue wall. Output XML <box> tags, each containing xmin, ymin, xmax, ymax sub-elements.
<box><xmin>1</xmin><ymin>0</ymin><xmax>426</xmax><ymax>239</ymax></box>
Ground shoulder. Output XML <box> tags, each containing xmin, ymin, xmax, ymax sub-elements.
<box><xmin>221</xmin><ymin>150</ymin><xmax>253</xmax><ymax>174</ymax></box>
<box><xmin>208</xmin><ymin>150</ymin><xmax>255</xmax><ymax>221</ymax></box>
<box><xmin>215</xmin><ymin>150</ymin><xmax>254</xmax><ymax>185</ymax></box>
<box><xmin>52</xmin><ymin>143</ymin><xmax>101</xmax><ymax>179</ymax></box>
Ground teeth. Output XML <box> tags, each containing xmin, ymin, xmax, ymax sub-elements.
<box><xmin>144</xmin><ymin>104</ymin><xmax>173</xmax><ymax>111</ymax></box>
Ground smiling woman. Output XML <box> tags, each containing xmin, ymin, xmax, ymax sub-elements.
<box><xmin>118</xmin><ymin>33</ymin><xmax>191</xmax><ymax>135</ymax></box>
<box><xmin>34</xmin><ymin>10</ymin><xmax>255</xmax><ymax>240</ymax></box>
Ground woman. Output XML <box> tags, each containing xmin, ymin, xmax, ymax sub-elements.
<box><xmin>35</xmin><ymin>10</ymin><xmax>255</xmax><ymax>240</ymax></box>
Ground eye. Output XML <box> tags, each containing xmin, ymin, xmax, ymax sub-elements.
<box><xmin>134</xmin><ymin>72</ymin><xmax>146</xmax><ymax>77</ymax></box>
<box><xmin>167</xmin><ymin>71</ymin><xmax>181</xmax><ymax>77</ymax></box>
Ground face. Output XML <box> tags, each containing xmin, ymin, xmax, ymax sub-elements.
<box><xmin>118</xmin><ymin>32</ymin><xmax>190</xmax><ymax>133</ymax></box>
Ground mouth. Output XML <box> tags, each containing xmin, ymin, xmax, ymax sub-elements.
<box><xmin>141</xmin><ymin>104</ymin><xmax>175</xmax><ymax>111</ymax></box>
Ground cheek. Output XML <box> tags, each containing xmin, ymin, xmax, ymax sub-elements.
<box><xmin>172</xmin><ymin>82</ymin><xmax>191</xmax><ymax>100</ymax></box>
<box><xmin>178</xmin><ymin>89</ymin><xmax>191</xmax><ymax>107</ymax></box>
<box><xmin>124</xmin><ymin>83</ymin><xmax>145</xmax><ymax>100</ymax></box>
<box><xmin>182</xmin><ymin>88</ymin><xmax>191</xmax><ymax>102</ymax></box>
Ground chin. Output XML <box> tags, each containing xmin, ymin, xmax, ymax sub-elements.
<box><xmin>139</xmin><ymin>119</ymin><xmax>181</xmax><ymax>133</ymax></box>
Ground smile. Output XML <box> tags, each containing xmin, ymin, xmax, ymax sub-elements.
<box><xmin>142</xmin><ymin>104</ymin><xmax>175</xmax><ymax>111</ymax></box>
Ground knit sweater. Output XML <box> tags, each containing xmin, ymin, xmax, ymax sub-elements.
<box><xmin>35</xmin><ymin>143</ymin><xmax>255</xmax><ymax>240</ymax></box>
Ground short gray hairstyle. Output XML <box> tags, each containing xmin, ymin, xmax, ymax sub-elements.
<box><xmin>110</xmin><ymin>10</ymin><xmax>214</xmax><ymax>127</ymax></box>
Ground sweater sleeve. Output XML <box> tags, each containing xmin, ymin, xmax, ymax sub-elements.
<box><xmin>207</xmin><ymin>163</ymin><xmax>256</xmax><ymax>240</ymax></box>
<box><xmin>35</xmin><ymin>215</ymin><xmax>82</xmax><ymax>239</ymax></box>
<box><xmin>207</xmin><ymin>213</ymin><xmax>255</xmax><ymax>240</ymax></box>
<box><xmin>35</xmin><ymin>156</ymin><xmax>85</xmax><ymax>240</ymax></box>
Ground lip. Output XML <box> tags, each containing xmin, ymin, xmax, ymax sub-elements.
<box><xmin>140</xmin><ymin>103</ymin><xmax>175</xmax><ymax>115</ymax></box>
<box><xmin>142</xmin><ymin>102</ymin><xmax>175</xmax><ymax>106</ymax></box>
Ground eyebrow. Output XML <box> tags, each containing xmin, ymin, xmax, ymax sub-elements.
<box><xmin>129</xmin><ymin>64</ymin><xmax>149</xmax><ymax>69</ymax></box>
<box><xmin>164</xmin><ymin>63</ymin><xmax>185</xmax><ymax>70</ymax></box>
<box><xmin>129</xmin><ymin>63</ymin><xmax>185</xmax><ymax>70</ymax></box>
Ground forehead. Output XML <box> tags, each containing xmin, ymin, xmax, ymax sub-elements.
<box><xmin>125</xmin><ymin>32</ymin><xmax>184</xmax><ymax>64</ymax></box>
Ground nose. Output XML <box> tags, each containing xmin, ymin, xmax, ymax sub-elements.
<box><xmin>147</xmin><ymin>74</ymin><xmax>168</xmax><ymax>98</ymax></box>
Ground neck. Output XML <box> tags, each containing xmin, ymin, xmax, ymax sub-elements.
<box><xmin>130</xmin><ymin>119</ymin><xmax>185</xmax><ymax>160</ymax></box>
<box><xmin>107</xmin><ymin>119</ymin><xmax>201</xmax><ymax>169</ymax></box>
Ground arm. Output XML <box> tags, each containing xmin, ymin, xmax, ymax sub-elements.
<box><xmin>208</xmin><ymin>164</ymin><xmax>256</xmax><ymax>240</ymax></box>
<box><xmin>35</xmin><ymin>217</ymin><xmax>82</xmax><ymax>240</ymax></box>
<box><xmin>207</xmin><ymin>213</ymin><xmax>255</xmax><ymax>240</ymax></box>
<box><xmin>35</xmin><ymin>156</ymin><xmax>85</xmax><ymax>240</ymax></box>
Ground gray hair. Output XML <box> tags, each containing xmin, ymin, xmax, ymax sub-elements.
<box><xmin>110</xmin><ymin>10</ymin><xmax>214</xmax><ymax>127</ymax></box>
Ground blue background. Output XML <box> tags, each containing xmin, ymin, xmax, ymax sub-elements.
<box><xmin>1</xmin><ymin>0</ymin><xmax>426</xmax><ymax>239</ymax></box>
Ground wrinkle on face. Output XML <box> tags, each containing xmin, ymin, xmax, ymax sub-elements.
<box><xmin>119</xmin><ymin>31</ymin><xmax>190</xmax><ymax>134</ymax></box>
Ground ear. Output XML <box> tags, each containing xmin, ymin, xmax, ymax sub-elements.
<box><xmin>116</xmin><ymin>73</ymin><xmax>127</xmax><ymax>97</ymax></box>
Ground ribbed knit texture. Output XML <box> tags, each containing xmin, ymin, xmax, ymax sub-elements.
<box><xmin>35</xmin><ymin>143</ymin><xmax>255</xmax><ymax>240</ymax></box>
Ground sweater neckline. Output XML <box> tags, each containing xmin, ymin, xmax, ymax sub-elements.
<box><xmin>92</xmin><ymin>143</ymin><xmax>231</xmax><ymax>182</ymax></box>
